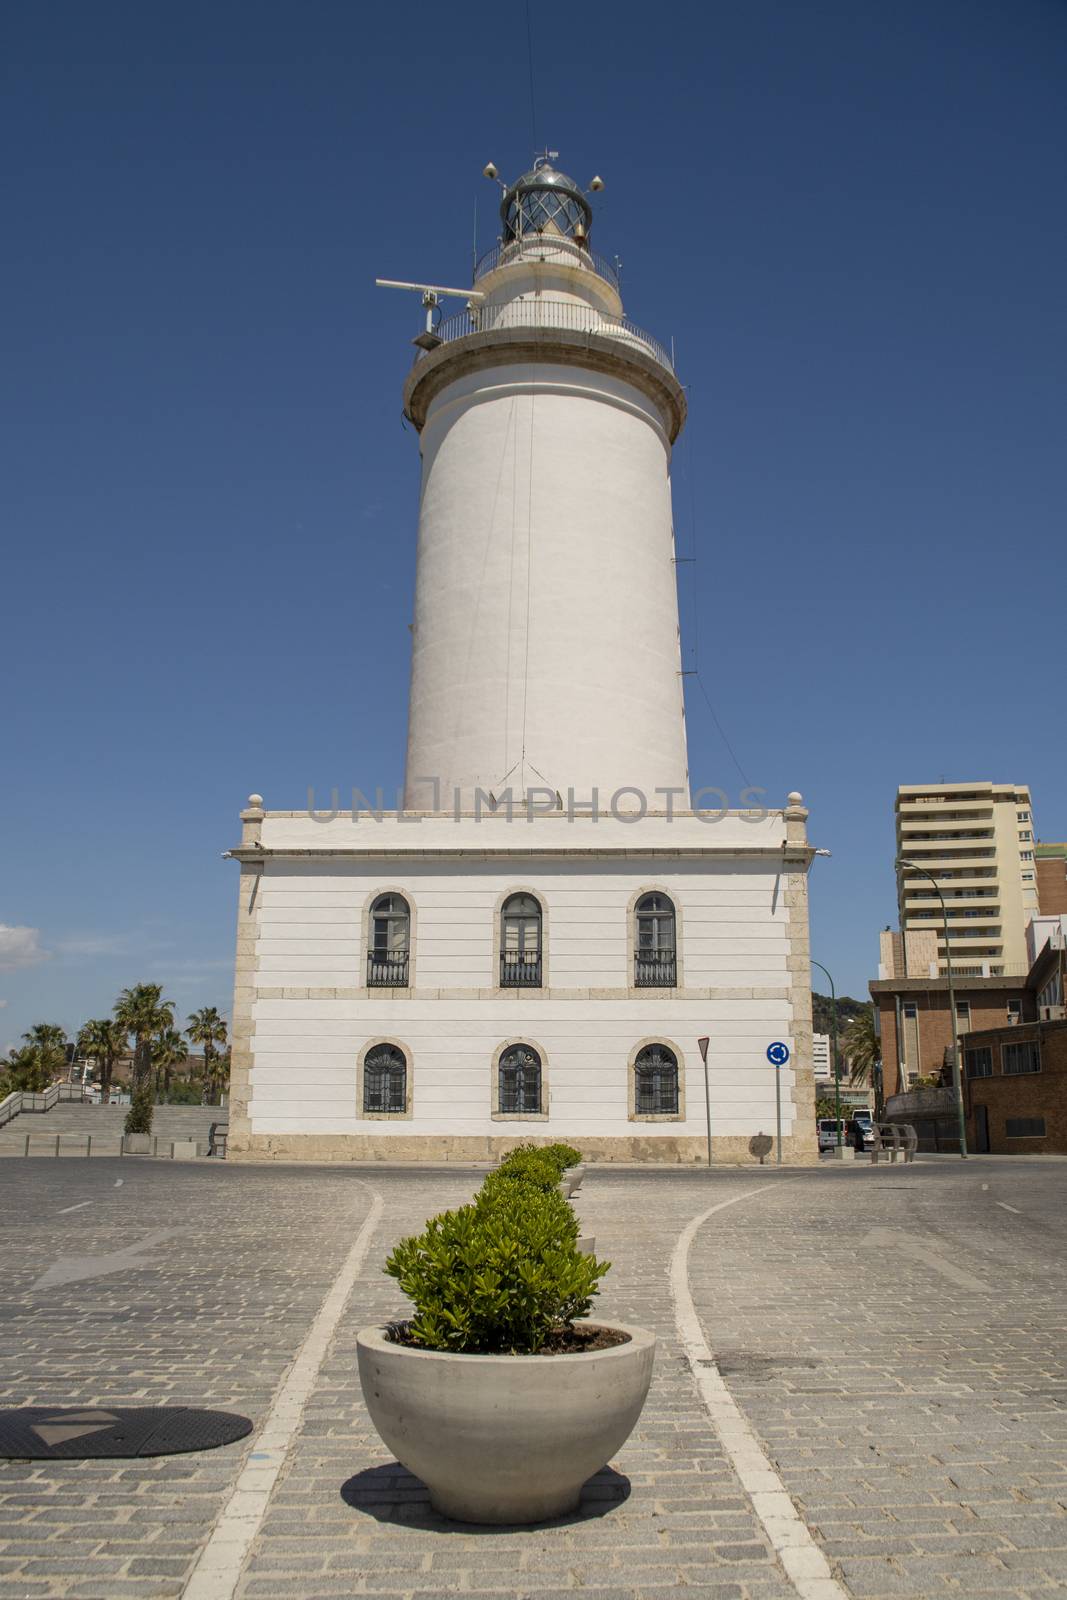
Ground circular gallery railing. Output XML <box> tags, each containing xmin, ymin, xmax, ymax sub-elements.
<box><xmin>423</xmin><ymin>298</ymin><xmax>674</xmax><ymax>373</ymax></box>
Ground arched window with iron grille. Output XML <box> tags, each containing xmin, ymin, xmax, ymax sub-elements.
<box><xmin>498</xmin><ymin>1044</ymin><xmax>543</xmax><ymax>1115</ymax></box>
<box><xmin>634</xmin><ymin>893</ymin><xmax>676</xmax><ymax>986</ymax></box>
<box><xmin>362</xmin><ymin>1044</ymin><xmax>408</xmax><ymax>1115</ymax></box>
<box><xmin>500</xmin><ymin>893</ymin><xmax>542</xmax><ymax>987</ymax></box>
<box><xmin>634</xmin><ymin>1043</ymin><xmax>679</xmax><ymax>1116</ymax></box>
<box><xmin>368</xmin><ymin>894</ymin><xmax>410</xmax><ymax>987</ymax></box>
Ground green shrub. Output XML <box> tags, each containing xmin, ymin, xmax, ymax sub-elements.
<box><xmin>542</xmin><ymin>1142</ymin><xmax>582</xmax><ymax>1171</ymax></box>
<box><xmin>124</xmin><ymin>1085</ymin><xmax>154</xmax><ymax>1135</ymax></box>
<box><xmin>485</xmin><ymin>1147</ymin><xmax>563</xmax><ymax>1196</ymax></box>
<box><xmin>384</xmin><ymin>1178</ymin><xmax>608</xmax><ymax>1353</ymax></box>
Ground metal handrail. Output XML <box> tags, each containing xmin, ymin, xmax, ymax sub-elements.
<box><xmin>424</xmin><ymin>299</ymin><xmax>674</xmax><ymax>373</ymax></box>
<box><xmin>474</xmin><ymin>234</ymin><xmax>620</xmax><ymax>290</ymax></box>
<box><xmin>0</xmin><ymin>1081</ymin><xmax>83</xmax><ymax>1129</ymax></box>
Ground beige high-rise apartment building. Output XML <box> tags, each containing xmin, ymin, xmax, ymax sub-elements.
<box><xmin>894</xmin><ymin>783</ymin><xmax>1040</xmax><ymax>977</ymax></box>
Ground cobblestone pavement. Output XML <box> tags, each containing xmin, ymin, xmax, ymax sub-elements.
<box><xmin>0</xmin><ymin>1156</ymin><xmax>1065</xmax><ymax>1599</ymax></box>
<box><xmin>688</xmin><ymin>1158</ymin><xmax>1067</xmax><ymax>1599</ymax></box>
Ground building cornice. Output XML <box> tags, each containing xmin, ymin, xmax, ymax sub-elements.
<box><xmin>402</xmin><ymin>325</ymin><xmax>687</xmax><ymax>443</ymax></box>
<box><xmin>226</xmin><ymin>843</ymin><xmax>816</xmax><ymax>868</ymax></box>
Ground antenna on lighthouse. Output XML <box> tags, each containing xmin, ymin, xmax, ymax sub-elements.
<box><xmin>375</xmin><ymin>279</ymin><xmax>485</xmax><ymax>351</ymax></box>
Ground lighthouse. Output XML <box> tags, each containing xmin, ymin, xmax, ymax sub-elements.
<box><xmin>225</xmin><ymin>155</ymin><xmax>818</xmax><ymax>1166</ymax></box>
<box><xmin>400</xmin><ymin>157</ymin><xmax>689</xmax><ymax>810</ymax></box>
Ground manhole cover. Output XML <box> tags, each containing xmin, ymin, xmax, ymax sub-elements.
<box><xmin>0</xmin><ymin>1406</ymin><xmax>253</xmax><ymax>1459</ymax></box>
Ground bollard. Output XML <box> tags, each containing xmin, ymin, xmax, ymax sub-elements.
<box><xmin>55</xmin><ymin>1134</ymin><xmax>60</xmax><ymax>1158</ymax></box>
<box><xmin>24</xmin><ymin>1133</ymin><xmax>29</xmax><ymax>1157</ymax></box>
<box><xmin>86</xmin><ymin>1135</ymin><xmax>92</xmax><ymax>1159</ymax></box>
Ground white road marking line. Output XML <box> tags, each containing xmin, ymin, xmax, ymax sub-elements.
<box><xmin>996</xmin><ymin>1201</ymin><xmax>1021</xmax><ymax>1214</ymax></box>
<box><xmin>182</xmin><ymin>1185</ymin><xmax>384</xmax><ymax>1600</ymax></box>
<box><xmin>671</xmin><ymin>1186</ymin><xmax>849</xmax><ymax>1600</ymax></box>
<box><xmin>56</xmin><ymin>1201</ymin><xmax>92</xmax><ymax>1214</ymax></box>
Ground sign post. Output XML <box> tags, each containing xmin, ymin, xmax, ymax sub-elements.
<box><xmin>766</xmin><ymin>1042</ymin><xmax>791</xmax><ymax>1166</ymax></box>
<box><xmin>697</xmin><ymin>1036</ymin><xmax>711</xmax><ymax>1166</ymax></box>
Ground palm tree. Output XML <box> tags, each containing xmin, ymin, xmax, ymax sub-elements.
<box><xmin>843</xmin><ymin>1009</ymin><xmax>881</xmax><ymax>1097</ymax></box>
<box><xmin>186</xmin><ymin>1008</ymin><xmax>228</xmax><ymax>1106</ymax></box>
<box><xmin>1</xmin><ymin>1045</ymin><xmax>53</xmax><ymax>1095</ymax></box>
<box><xmin>114</xmin><ymin>984</ymin><xmax>175</xmax><ymax>1131</ymax></box>
<box><xmin>77</xmin><ymin>1018</ymin><xmax>126</xmax><ymax>1099</ymax></box>
<box><xmin>21</xmin><ymin>1024</ymin><xmax>69</xmax><ymax>1081</ymax></box>
<box><xmin>152</xmin><ymin>1028</ymin><xmax>188</xmax><ymax>1103</ymax></box>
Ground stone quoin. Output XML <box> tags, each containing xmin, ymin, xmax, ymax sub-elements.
<box><xmin>225</xmin><ymin>156</ymin><xmax>819</xmax><ymax>1163</ymax></box>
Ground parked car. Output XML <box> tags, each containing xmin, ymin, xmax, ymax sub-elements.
<box><xmin>817</xmin><ymin>1117</ymin><xmax>847</xmax><ymax>1153</ymax></box>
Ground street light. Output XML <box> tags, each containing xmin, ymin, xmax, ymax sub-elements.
<box><xmin>810</xmin><ymin>960</ymin><xmax>841</xmax><ymax>1149</ymax></box>
<box><xmin>895</xmin><ymin>856</ymin><xmax>968</xmax><ymax>1159</ymax></box>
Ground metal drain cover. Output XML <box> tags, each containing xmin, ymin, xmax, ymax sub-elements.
<box><xmin>0</xmin><ymin>1406</ymin><xmax>253</xmax><ymax>1459</ymax></box>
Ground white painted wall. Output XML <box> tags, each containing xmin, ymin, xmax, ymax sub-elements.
<box><xmin>246</xmin><ymin>840</ymin><xmax>797</xmax><ymax>1141</ymax></box>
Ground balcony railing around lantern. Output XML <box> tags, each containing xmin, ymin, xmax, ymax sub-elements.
<box><xmin>474</xmin><ymin>234</ymin><xmax>621</xmax><ymax>291</ymax></box>
<box><xmin>635</xmin><ymin>949</ymin><xmax>677</xmax><ymax>988</ymax></box>
<box><xmin>424</xmin><ymin>299</ymin><xmax>674</xmax><ymax>373</ymax></box>
<box><xmin>500</xmin><ymin>952</ymin><xmax>543</xmax><ymax>988</ymax></box>
<box><xmin>367</xmin><ymin>949</ymin><xmax>410</xmax><ymax>988</ymax></box>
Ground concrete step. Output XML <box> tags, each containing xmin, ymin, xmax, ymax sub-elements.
<box><xmin>0</xmin><ymin>1103</ymin><xmax>227</xmax><ymax>1151</ymax></box>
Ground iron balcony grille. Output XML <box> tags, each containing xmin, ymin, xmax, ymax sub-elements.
<box><xmin>500</xmin><ymin>953</ymin><xmax>543</xmax><ymax>988</ymax></box>
<box><xmin>635</xmin><ymin>950</ymin><xmax>677</xmax><ymax>987</ymax></box>
<box><xmin>367</xmin><ymin>950</ymin><xmax>410</xmax><ymax>988</ymax></box>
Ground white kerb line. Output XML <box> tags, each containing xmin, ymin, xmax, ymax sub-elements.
<box><xmin>182</xmin><ymin>1186</ymin><xmax>384</xmax><ymax>1600</ymax></box>
<box><xmin>670</xmin><ymin>1186</ymin><xmax>849</xmax><ymax>1600</ymax></box>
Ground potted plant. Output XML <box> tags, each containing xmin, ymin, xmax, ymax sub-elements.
<box><xmin>357</xmin><ymin>1160</ymin><xmax>654</xmax><ymax>1524</ymax></box>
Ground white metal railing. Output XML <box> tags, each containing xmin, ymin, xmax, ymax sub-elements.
<box><xmin>474</xmin><ymin>234</ymin><xmax>620</xmax><ymax>290</ymax></box>
<box><xmin>424</xmin><ymin>298</ymin><xmax>674</xmax><ymax>372</ymax></box>
<box><xmin>0</xmin><ymin>1082</ymin><xmax>84</xmax><ymax>1129</ymax></box>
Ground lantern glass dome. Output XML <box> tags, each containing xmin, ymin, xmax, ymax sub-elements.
<box><xmin>500</xmin><ymin>160</ymin><xmax>592</xmax><ymax>243</ymax></box>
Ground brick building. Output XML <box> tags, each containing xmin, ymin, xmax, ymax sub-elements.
<box><xmin>870</xmin><ymin>975</ymin><xmax>1032</xmax><ymax>1097</ymax></box>
<box><xmin>962</xmin><ymin>1019</ymin><xmax>1067</xmax><ymax>1153</ymax></box>
<box><xmin>1037</xmin><ymin>843</ymin><xmax>1067</xmax><ymax>916</ymax></box>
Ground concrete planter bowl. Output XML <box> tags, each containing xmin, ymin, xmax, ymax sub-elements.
<box><xmin>356</xmin><ymin>1322</ymin><xmax>656</xmax><ymax>1524</ymax></box>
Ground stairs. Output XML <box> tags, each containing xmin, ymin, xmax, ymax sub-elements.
<box><xmin>0</xmin><ymin>1100</ymin><xmax>227</xmax><ymax>1157</ymax></box>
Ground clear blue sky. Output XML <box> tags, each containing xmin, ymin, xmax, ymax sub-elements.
<box><xmin>3</xmin><ymin>0</ymin><xmax>1065</xmax><ymax>1048</ymax></box>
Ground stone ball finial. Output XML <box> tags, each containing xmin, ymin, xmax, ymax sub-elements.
<box><xmin>787</xmin><ymin>791</ymin><xmax>803</xmax><ymax>806</ymax></box>
<box><xmin>247</xmin><ymin>793</ymin><xmax>264</xmax><ymax>809</ymax></box>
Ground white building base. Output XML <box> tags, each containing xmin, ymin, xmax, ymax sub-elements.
<box><xmin>226</xmin><ymin>798</ymin><xmax>818</xmax><ymax>1166</ymax></box>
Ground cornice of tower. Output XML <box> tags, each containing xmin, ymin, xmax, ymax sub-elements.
<box><xmin>403</xmin><ymin>324</ymin><xmax>687</xmax><ymax>443</ymax></box>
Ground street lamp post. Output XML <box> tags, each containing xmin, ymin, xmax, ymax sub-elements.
<box><xmin>811</xmin><ymin>960</ymin><xmax>841</xmax><ymax>1148</ymax></box>
<box><xmin>895</xmin><ymin>856</ymin><xmax>968</xmax><ymax>1159</ymax></box>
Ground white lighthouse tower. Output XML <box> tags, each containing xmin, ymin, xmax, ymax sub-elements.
<box><xmin>401</xmin><ymin>157</ymin><xmax>689</xmax><ymax>810</ymax></box>
<box><xmin>225</xmin><ymin>156</ymin><xmax>818</xmax><ymax>1166</ymax></box>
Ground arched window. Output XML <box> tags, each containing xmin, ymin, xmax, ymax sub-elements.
<box><xmin>498</xmin><ymin>1044</ymin><xmax>543</xmax><ymax>1115</ymax></box>
<box><xmin>635</xmin><ymin>893</ymin><xmax>676</xmax><ymax>987</ymax></box>
<box><xmin>362</xmin><ymin>1044</ymin><xmax>408</xmax><ymax>1115</ymax></box>
<box><xmin>634</xmin><ymin>1043</ymin><xmax>679</xmax><ymax>1116</ymax></box>
<box><xmin>500</xmin><ymin>893</ymin><xmax>542</xmax><ymax>987</ymax></box>
<box><xmin>368</xmin><ymin>894</ymin><xmax>410</xmax><ymax>987</ymax></box>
